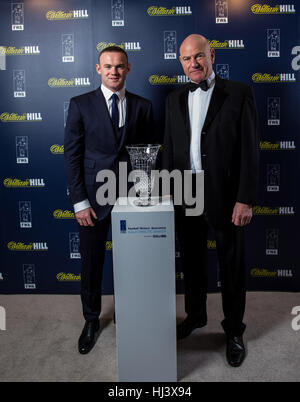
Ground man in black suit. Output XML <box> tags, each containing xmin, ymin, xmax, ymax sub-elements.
<box><xmin>64</xmin><ymin>46</ymin><xmax>153</xmax><ymax>354</ymax></box>
<box><xmin>163</xmin><ymin>34</ymin><xmax>259</xmax><ymax>366</ymax></box>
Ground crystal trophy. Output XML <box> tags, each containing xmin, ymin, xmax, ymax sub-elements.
<box><xmin>126</xmin><ymin>144</ymin><xmax>161</xmax><ymax>206</ymax></box>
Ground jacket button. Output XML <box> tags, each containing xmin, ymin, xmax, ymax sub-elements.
<box><xmin>202</xmin><ymin>154</ymin><xmax>206</xmax><ymax>157</ymax></box>
<box><xmin>202</xmin><ymin>131</ymin><xmax>206</xmax><ymax>135</ymax></box>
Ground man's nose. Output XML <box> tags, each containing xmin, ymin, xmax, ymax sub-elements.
<box><xmin>190</xmin><ymin>57</ymin><xmax>200</xmax><ymax>67</ymax></box>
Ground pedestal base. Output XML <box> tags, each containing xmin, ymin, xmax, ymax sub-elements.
<box><xmin>111</xmin><ymin>197</ymin><xmax>177</xmax><ymax>382</ymax></box>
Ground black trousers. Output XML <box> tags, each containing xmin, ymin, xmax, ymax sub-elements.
<box><xmin>79</xmin><ymin>215</ymin><xmax>111</xmax><ymax>321</ymax></box>
<box><xmin>176</xmin><ymin>208</ymin><xmax>246</xmax><ymax>337</ymax></box>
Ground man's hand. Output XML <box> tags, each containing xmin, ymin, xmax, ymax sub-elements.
<box><xmin>75</xmin><ymin>207</ymin><xmax>97</xmax><ymax>227</ymax></box>
<box><xmin>232</xmin><ymin>202</ymin><xmax>252</xmax><ymax>226</ymax></box>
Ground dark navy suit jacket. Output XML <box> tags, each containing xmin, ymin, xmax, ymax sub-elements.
<box><xmin>64</xmin><ymin>86</ymin><xmax>154</xmax><ymax>220</ymax></box>
<box><xmin>163</xmin><ymin>76</ymin><xmax>260</xmax><ymax>228</ymax></box>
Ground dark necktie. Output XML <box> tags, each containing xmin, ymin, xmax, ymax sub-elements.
<box><xmin>188</xmin><ymin>80</ymin><xmax>209</xmax><ymax>92</ymax></box>
<box><xmin>111</xmin><ymin>93</ymin><xmax>119</xmax><ymax>129</ymax></box>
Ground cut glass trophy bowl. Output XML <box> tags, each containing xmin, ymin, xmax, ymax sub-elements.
<box><xmin>126</xmin><ymin>144</ymin><xmax>161</xmax><ymax>206</ymax></box>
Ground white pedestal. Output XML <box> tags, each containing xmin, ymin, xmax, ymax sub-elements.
<box><xmin>111</xmin><ymin>197</ymin><xmax>177</xmax><ymax>382</ymax></box>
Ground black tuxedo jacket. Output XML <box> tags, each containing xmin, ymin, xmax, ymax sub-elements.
<box><xmin>64</xmin><ymin>86</ymin><xmax>154</xmax><ymax>220</ymax></box>
<box><xmin>163</xmin><ymin>75</ymin><xmax>259</xmax><ymax>228</ymax></box>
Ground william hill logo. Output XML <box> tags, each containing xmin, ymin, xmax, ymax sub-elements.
<box><xmin>8</xmin><ymin>242</ymin><xmax>48</xmax><ymax>251</ymax></box>
<box><xmin>46</xmin><ymin>10</ymin><xmax>89</xmax><ymax>20</ymax></box>
<box><xmin>253</xmin><ymin>206</ymin><xmax>295</xmax><ymax>215</ymax></box>
<box><xmin>3</xmin><ymin>178</ymin><xmax>45</xmax><ymax>188</ymax></box>
<box><xmin>251</xmin><ymin>268</ymin><xmax>293</xmax><ymax>278</ymax></box>
<box><xmin>260</xmin><ymin>141</ymin><xmax>296</xmax><ymax>150</ymax></box>
<box><xmin>0</xmin><ymin>113</ymin><xmax>42</xmax><ymax>122</ymax></box>
<box><xmin>209</xmin><ymin>40</ymin><xmax>244</xmax><ymax>49</ymax></box>
<box><xmin>252</xmin><ymin>73</ymin><xmax>296</xmax><ymax>83</ymax></box>
<box><xmin>50</xmin><ymin>144</ymin><xmax>64</xmax><ymax>154</ymax></box>
<box><xmin>97</xmin><ymin>42</ymin><xmax>141</xmax><ymax>52</ymax></box>
<box><xmin>147</xmin><ymin>6</ymin><xmax>192</xmax><ymax>16</ymax></box>
<box><xmin>149</xmin><ymin>75</ymin><xmax>190</xmax><ymax>85</ymax></box>
<box><xmin>48</xmin><ymin>77</ymin><xmax>90</xmax><ymax>88</ymax></box>
<box><xmin>57</xmin><ymin>272</ymin><xmax>81</xmax><ymax>281</ymax></box>
<box><xmin>251</xmin><ymin>4</ymin><xmax>295</xmax><ymax>14</ymax></box>
<box><xmin>4</xmin><ymin>46</ymin><xmax>40</xmax><ymax>55</ymax></box>
<box><xmin>53</xmin><ymin>210</ymin><xmax>75</xmax><ymax>219</ymax></box>
<box><xmin>207</xmin><ymin>240</ymin><xmax>216</xmax><ymax>249</ymax></box>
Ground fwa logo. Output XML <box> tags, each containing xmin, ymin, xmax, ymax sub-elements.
<box><xmin>216</xmin><ymin>64</ymin><xmax>229</xmax><ymax>79</ymax></box>
<box><xmin>267</xmin><ymin>164</ymin><xmax>280</xmax><ymax>192</ymax></box>
<box><xmin>267</xmin><ymin>29</ymin><xmax>280</xmax><ymax>57</ymax></box>
<box><xmin>69</xmin><ymin>233</ymin><xmax>80</xmax><ymax>259</ymax></box>
<box><xmin>267</xmin><ymin>97</ymin><xmax>280</xmax><ymax>125</ymax></box>
<box><xmin>11</xmin><ymin>3</ymin><xmax>24</xmax><ymax>31</ymax></box>
<box><xmin>112</xmin><ymin>0</ymin><xmax>124</xmax><ymax>26</ymax></box>
<box><xmin>266</xmin><ymin>229</ymin><xmax>279</xmax><ymax>255</ymax></box>
<box><xmin>16</xmin><ymin>136</ymin><xmax>28</xmax><ymax>163</ymax></box>
<box><xmin>19</xmin><ymin>201</ymin><xmax>32</xmax><ymax>228</ymax></box>
<box><xmin>23</xmin><ymin>264</ymin><xmax>36</xmax><ymax>289</ymax></box>
<box><xmin>13</xmin><ymin>69</ymin><xmax>26</xmax><ymax>97</ymax></box>
<box><xmin>215</xmin><ymin>0</ymin><xmax>228</xmax><ymax>23</ymax></box>
<box><xmin>164</xmin><ymin>31</ymin><xmax>177</xmax><ymax>59</ymax></box>
<box><xmin>62</xmin><ymin>34</ymin><xmax>74</xmax><ymax>62</ymax></box>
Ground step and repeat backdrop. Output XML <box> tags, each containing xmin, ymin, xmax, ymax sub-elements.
<box><xmin>0</xmin><ymin>0</ymin><xmax>299</xmax><ymax>294</ymax></box>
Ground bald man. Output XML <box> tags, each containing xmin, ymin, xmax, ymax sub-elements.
<box><xmin>163</xmin><ymin>34</ymin><xmax>259</xmax><ymax>367</ymax></box>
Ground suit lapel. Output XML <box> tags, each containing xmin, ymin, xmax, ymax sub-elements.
<box><xmin>179</xmin><ymin>86</ymin><xmax>190</xmax><ymax>135</ymax></box>
<box><xmin>202</xmin><ymin>75</ymin><xmax>228</xmax><ymax>132</ymax></box>
<box><xmin>178</xmin><ymin>86</ymin><xmax>191</xmax><ymax>153</ymax></box>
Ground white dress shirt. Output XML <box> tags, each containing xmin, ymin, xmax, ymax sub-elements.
<box><xmin>188</xmin><ymin>71</ymin><xmax>215</xmax><ymax>172</ymax></box>
<box><xmin>101</xmin><ymin>84</ymin><xmax>126</xmax><ymax>128</ymax></box>
<box><xmin>73</xmin><ymin>85</ymin><xmax>127</xmax><ymax>214</ymax></box>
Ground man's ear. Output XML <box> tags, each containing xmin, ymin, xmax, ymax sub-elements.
<box><xmin>210</xmin><ymin>48</ymin><xmax>215</xmax><ymax>64</ymax></box>
<box><xmin>96</xmin><ymin>64</ymin><xmax>101</xmax><ymax>76</ymax></box>
<box><xmin>127</xmin><ymin>63</ymin><xmax>131</xmax><ymax>73</ymax></box>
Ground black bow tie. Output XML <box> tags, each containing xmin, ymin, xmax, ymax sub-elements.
<box><xmin>188</xmin><ymin>80</ymin><xmax>209</xmax><ymax>92</ymax></box>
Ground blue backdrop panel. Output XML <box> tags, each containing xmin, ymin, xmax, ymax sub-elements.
<box><xmin>0</xmin><ymin>0</ymin><xmax>299</xmax><ymax>294</ymax></box>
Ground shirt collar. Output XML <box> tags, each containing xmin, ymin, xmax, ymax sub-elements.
<box><xmin>207</xmin><ymin>71</ymin><xmax>215</xmax><ymax>87</ymax></box>
<box><xmin>190</xmin><ymin>71</ymin><xmax>215</xmax><ymax>89</ymax></box>
<box><xmin>101</xmin><ymin>84</ymin><xmax>126</xmax><ymax>101</ymax></box>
